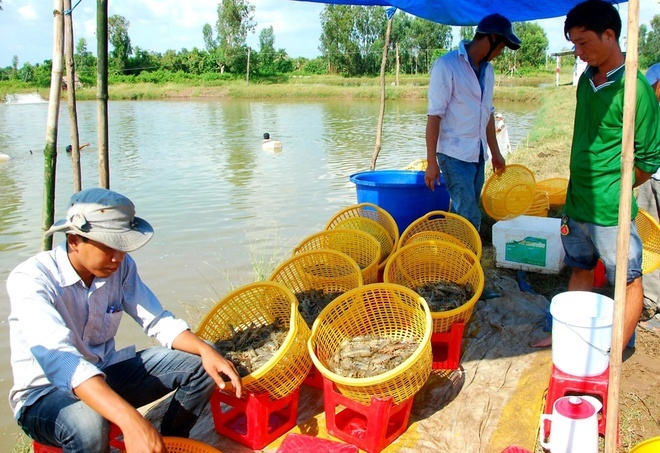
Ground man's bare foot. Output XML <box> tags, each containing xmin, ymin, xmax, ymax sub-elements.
<box><xmin>530</xmin><ymin>335</ymin><xmax>552</xmax><ymax>348</ymax></box>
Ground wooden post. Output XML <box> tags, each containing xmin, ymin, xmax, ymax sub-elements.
<box><xmin>246</xmin><ymin>46</ymin><xmax>251</xmax><ymax>84</ymax></box>
<box><xmin>42</xmin><ymin>0</ymin><xmax>65</xmax><ymax>251</ymax></box>
<box><xmin>64</xmin><ymin>0</ymin><xmax>82</xmax><ymax>192</ymax></box>
<box><xmin>605</xmin><ymin>0</ymin><xmax>639</xmax><ymax>451</ymax></box>
<box><xmin>97</xmin><ymin>0</ymin><xmax>110</xmax><ymax>188</ymax></box>
<box><xmin>369</xmin><ymin>17</ymin><xmax>392</xmax><ymax>171</ymax></box>
<box><xmin>395</xmin><ymin>42</ymin><xmax>400</xmax><ymax>86</ymax></box>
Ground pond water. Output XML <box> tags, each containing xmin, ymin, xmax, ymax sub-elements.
<box><xmin>0</xmin><ymin>97</ymin><xmax>537</xmax><ymax>446</ymax></box>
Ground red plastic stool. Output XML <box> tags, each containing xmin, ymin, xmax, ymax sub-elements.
<box><xmin>209</xmin><ymin>388</ymin><xmax>299</xmax><ymax>450</ymax></box>
<box><xmin>592</xmin><ymin>259</ymin><xmax>607</xmax><ymax>288</ymax></box>
<box><xmin>322</xmin><ymin>376</ymin><xmax>413</xmax><ymax>453</ymax></box>
<box><xmin>431</xmin><ymin>322</ymin><xmax>464</xmax><ymax>370</ymax></box>
<box><xmin>32</xmin><ymin>423</ymin><xmax>124</xmax><ymax>452</ymax></box>
<box><xmin>543</xmin><ymin>365</ymin><xmax>618</xmax><ymax>439</ymax></box>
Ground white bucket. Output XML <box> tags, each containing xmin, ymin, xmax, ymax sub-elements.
<box><xmin>550</xmin><ymin>291</ymin><xmax>614</xmax><ymax>377</ymax></box>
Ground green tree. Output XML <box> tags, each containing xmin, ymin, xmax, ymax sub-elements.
<box><xmin>215</xmin><ymin>0</ymin><xmax>256</xmax><ymax>74</ymax></box>
<box><xmin>11</xmin><ymin>55</ymin><xmax>18</xmax><ymax>79</ymax></box>
<box><xmin>460</xmin><ymin>26</ymin><xmax>474</xmax><ymax>42</ymax></box>
<box><xmin>640</xmin><ymin>15</ymin><xmax>660</xmax><ymax>68</ymax></box>
<box><xmin>410</xmin><ymin>17</ymin><xmax>452</xmax><ymax>72</ymax></box>
<box><xmin>319</xmin><ymin>5</ymin><xmax>387</xmax><ymax>76</ymax></box>
<box><xmin>258</xmin><ymin>26</ymin><xmax>276</xmax><ymax>74</ymax></box>
<box><xmin>512</xmin><ymin>22</ymin><xmax>548</xmax><ymax>69</ymax></box>
<box><xmin>203</xmin><ymin>23</ymin><xmax>217</xmax><ymax>52</ymax></box>
<box><xmin>75</xmin><ymin>38</ymin><xmax>96</xmax><ymax>79</ymax></box>
<box><xmin>108</xmin><ymin>15</ymin><xmax>132</xmax><ymax>72</ymax></box>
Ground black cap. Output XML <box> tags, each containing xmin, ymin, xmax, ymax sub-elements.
<box><xmin>65</xmin><ymin>145</ymin><xmax>72</xmax><ymax>153</ymax></box>
<box><xmin>477</xmin><ymin>14</ymin><xmax>521</xmax><ymax>50</ymax></box>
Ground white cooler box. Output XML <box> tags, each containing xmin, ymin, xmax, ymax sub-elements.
<box><xmin>492</xmin><ymin>215</ymin><xmax>565</xmax><ymax>274</ymax></box>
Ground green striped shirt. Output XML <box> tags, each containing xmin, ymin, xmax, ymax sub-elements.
<box><xmin>565</xmin><ymin>64</ymin><xmax>660</xmax><ymax>226</ymax></box>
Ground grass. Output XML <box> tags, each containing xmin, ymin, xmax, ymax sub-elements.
<box><xmin>1</xmin><ymin>71</ymin><xmax>558</xmax><ymax>102</ymax></box>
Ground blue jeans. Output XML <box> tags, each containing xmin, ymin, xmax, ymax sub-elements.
<box><xmin>18</xmin><ymin>347</ymin><xmax>215</xmax><ymax>452</ymax></box>
<box><xmin>437</xmin><ymin>153</ymin><xmax>485</xmax><ymax>231</ymax></box>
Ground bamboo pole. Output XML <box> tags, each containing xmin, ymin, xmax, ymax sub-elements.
<box><xmin>97</xmin><ymin>0</ymin><xmax>110</xmax><ymax>188</ymax></box>
<box><xmin>370</xmin><ymin>16</ymin><xmax>392</xmax><ymax>171</ymax></box>
<box><xmin>41</xmin><ymin>0</ymin><xmax>65</xmax><ymax>251</ymax></box>
<box><xmin>246</xmin><ymin>47</ymin><xmax>251</xmax><ymax>84</ymax></box>
<box><xmin>64</xmin><ymin>0</ymin><xmax>82</xmax><ymax>192</ymax></box>
<box><xmin>605</xmin><ymin>0</ymin><xmax>639</xmax><ymax>451</ymax></box>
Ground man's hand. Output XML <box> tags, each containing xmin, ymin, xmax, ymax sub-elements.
<box><xmin>199</xmin><ymin>345</ymin><xmax>243</xmax><ymax>398</ymax></box>
<box><xmin>73</xmin><ymin>376</ymin><xmax>167</xmax><ymax>453</ymax></box>
<box><xmin>173</xmin><ymin>330</ymin><xmax>243</xmax><ymax>398</ymax></box>
<box><xmin>120</xmin><ymin>414</ymin><xmax>167</xmax><ymax>453</ymax></box>
<box><xmin>491</xmin><ymin>152</ymin><xmax>506</xmax><ymax>175</ymax></box>
<box><xmin>425</xmin><ymin>160</ymin><xmax>441</xmax><ymax>191</ymax></box>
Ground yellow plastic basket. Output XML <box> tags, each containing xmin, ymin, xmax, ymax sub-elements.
<box><xmin>398</xmin><ymin>210</ymin><xmax>482</xmax><ymax>260</ymax></box>
<box><xmin>325</xmin><ymin>203</ymin><xmax>400</xmax><ymax>266</ymax></box>
<box><xmin>401</xmin><ymin>158</ymin><xmax>428</xmax><ymax>171</ymax></box>
<box><xmin>383</xmin><ymin>240</ymin><xmax>484</xmax><ymax>334</ymax></box>
<box><xmin>481</xmin><ymin>164</ymin><xmax>536</xmax><ymax>221</ymax></box>
<box><xmin>523</xmin><ymin>191</ymin><xmax>550</xmax><ymax>217</ymax></box>
<box><xmin>630</xmin><ymin>436</ymin><xmax>660</xmax><ymax>453</ymax></box>
<box><xmin>536</xmin><ymin>177</ymin><xmax>569</xmax><ymax>206</ymax></box>
<box><xmin>161</xmin><ymin>437</ymin><xmax>222</xmax><ymax>453</ymax></box>
<box><xmin>308</xmin><ymin>283</ymin><xmax>432</xmax><ymax>405</ymax></box>
<box><xmin>635</xmin><ymin>209</ymin><xmax>660</xmax><ymax>274</ymax></box>
<box><xmin>293</xmin><ymin>229</ymin><xmax>382</xmax><ymax>284</ymax></box>
<box><xmin>195</xmin><ymin>281</ymin><xmax>311</xmax><ymax>400</ymax></box>
<box><xmin>330</xmin><ymin>217</ymin><xmax>394</xmax><ymax>268</ymax></box>
<box><xmin>269</xmin><ymin>249</ymin><xmax>364</xmax><ymax>295</ymax></box>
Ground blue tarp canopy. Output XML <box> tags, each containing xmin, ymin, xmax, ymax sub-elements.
<box><xmin>294</xmin><ymin>0</ymin><xmax>628</xmax><ymax>25</ymax></box>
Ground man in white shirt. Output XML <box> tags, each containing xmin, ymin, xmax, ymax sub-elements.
<box><xmin>425</xmin><ymin>13</ymin><xmax>519</xmax><ymax>231</ymax></box>
<box><xmin>7</xmin><ymin>188</ymin><xmax>242</xmax><ymax>452</ymax></box>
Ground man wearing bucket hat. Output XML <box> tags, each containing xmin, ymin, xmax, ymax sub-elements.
<box><xmin>530</xmin><ymin>1</ymin><xmax>660</xmax><ymax>348</ymax></box>
<box><xmin>425</xmin><ymin>13</ymin><xmax>520</xmax><ymax>232</ymax></box>
<box><xmin>6</xmin><ymin>188</ymin><xmax>243</xmax><ymax>452</ymax></box>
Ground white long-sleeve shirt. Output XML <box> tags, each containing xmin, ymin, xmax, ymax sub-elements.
<box><xmin>7</xmin><ymin>242</ymin><xmax>189</xmax><ymax>419</ymax></box>
<box><xmin>427</xmin><ymin>40</ymin><xmax>496</xmax><ymax>163</ymax></box>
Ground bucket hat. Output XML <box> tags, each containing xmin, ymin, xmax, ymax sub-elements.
<box><xmin>45</xmin><ymin>188</ymin><xmax>154</xmax><ymax>252</ymax></box>
<box><xmin>477</xmin><ymin>14</ymin><xmax>521</xmax><ymax>50</ymax></box>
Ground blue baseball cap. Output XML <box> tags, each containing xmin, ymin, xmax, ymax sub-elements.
<box><xmin>477</xmin><ymin>14</ymin><xmax>521</xmax><ymax>50</ymax></box>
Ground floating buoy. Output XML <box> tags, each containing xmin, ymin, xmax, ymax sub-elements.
<box><xmin>0</xmin><ymin>153</ymin><xmax>11</xmax><ymax>161</ymax></box>
<box><xmin>262</xmin><ymin>140</ymin><xmax>282</xmax><ymax>152</ymax></box>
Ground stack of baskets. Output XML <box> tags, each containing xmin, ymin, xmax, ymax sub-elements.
<box><xmin>536</xmin><ymin>177</ymin><xmax>569</xmax><ymax>206</ymax></box>
<box><xmin>397</xmin><ymin>211</ymin><xmax>482</xmax><ymax>260</ymax></box>
<box><xmin>293</xmin><ymin>229</ymin><xmax>381</xmax><ymax>284</ymax></box>
<box><xmin>268</xmin><ymin>249</ymin><xmax>364</xmax><ymax>324</ymax></box>
<box><xmin>324</xmin><ymin>202</ymin><xmax>399</xmax><ymax>274</ymax></box>
<box><xmin>482</xmin><ymin>165</ymin><xmax>569</xmax><ymax>220</ymax></box>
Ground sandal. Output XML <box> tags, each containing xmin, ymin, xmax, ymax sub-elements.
<box><xmin>639</xmin><ymin>316</ymin><xmax>660</xmax><ymax>333</ymax></box>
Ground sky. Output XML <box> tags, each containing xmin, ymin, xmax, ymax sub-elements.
<box><xmin>0</xmin><ymin>0</ymin><xmax>658</xmax><ymax>68</ymax></box>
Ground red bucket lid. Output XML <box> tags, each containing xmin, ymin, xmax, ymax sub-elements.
<box><xmin>555</xmin><ymin>396</ymin><xmax>597</xmax><ymax>419</ymax></box>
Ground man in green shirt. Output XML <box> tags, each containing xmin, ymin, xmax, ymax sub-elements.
<box><xmin>532</xmin><ymin>0</ymin><xmax>660</xmax><ymax>349</ymax></box>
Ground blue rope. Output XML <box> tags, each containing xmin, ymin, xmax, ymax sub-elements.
<box><xmin>64</xmin><ymin>0</ymin><xmax>83</xmax><ymax>16</ymax></box>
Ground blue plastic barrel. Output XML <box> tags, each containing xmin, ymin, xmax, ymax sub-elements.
<box><xmin>350</xmin><ymin>170</ymin><xmax>450</xmax><ymax>234</ymax></box>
